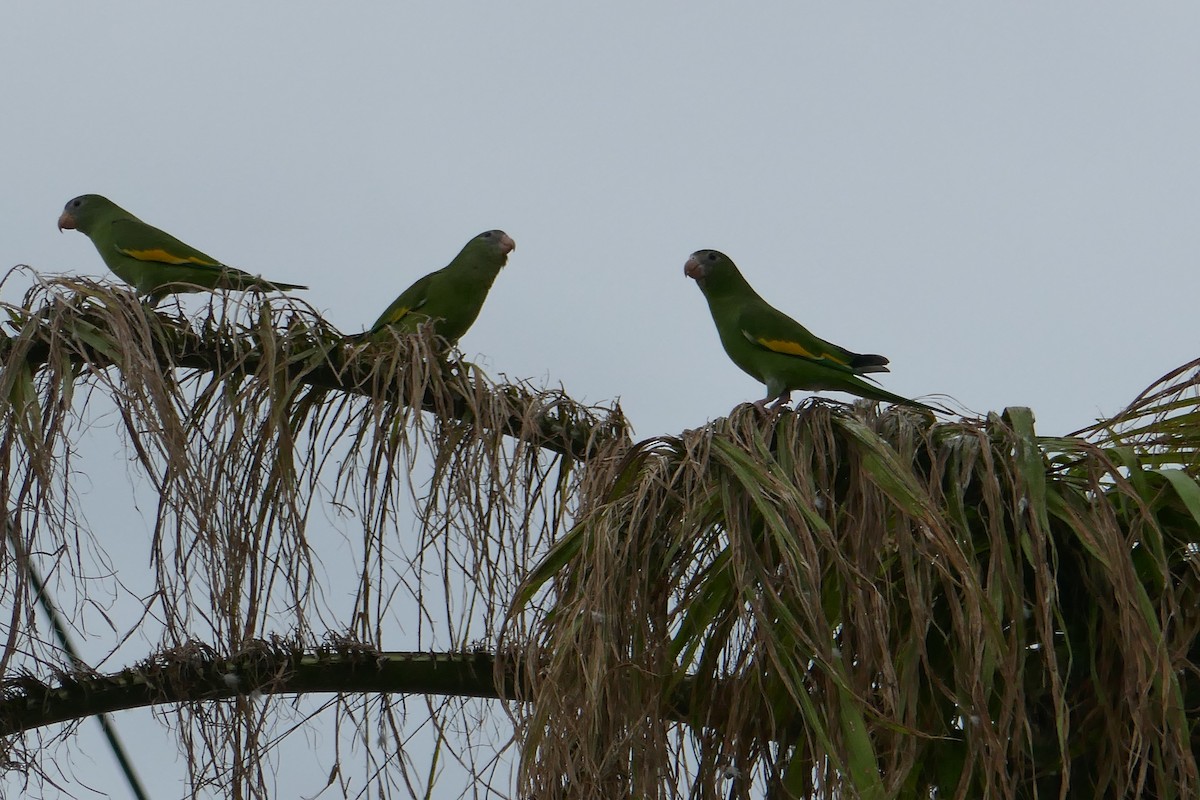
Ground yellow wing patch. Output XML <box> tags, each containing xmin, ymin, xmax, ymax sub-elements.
<box><xmin>385</xmin><ymin>306</ymin><xmax>414</xmax><ymax>324</ymax></box>
<box><xmin>754</xmin><ymin>336</ymin><xmax>851</xmax><ymax>366</ymax></box>
<box><xmin>120</xmin><ymin>247</ymin><xmax>220</xmax><ymax>267</ymax></box>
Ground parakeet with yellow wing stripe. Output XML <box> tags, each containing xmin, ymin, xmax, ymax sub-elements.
<box><xmin>58</xmin><ymin>194</ymin><xmax>306</xmax><ymax>305</ymax></box>
<box><xmin>684</xmin><ymin>249</ymin><xmax>939</xmax><ymax>413</ymax></box>
<box><xmin>365</xmin><ymin>229</ymin><xmax>515</xmax><ymax>344</ymax></box>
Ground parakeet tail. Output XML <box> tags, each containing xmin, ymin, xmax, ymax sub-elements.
<box><xmin>851</xmin><ymin>353</ymin><xmax>890</xmax><ymax>374</ymax></box>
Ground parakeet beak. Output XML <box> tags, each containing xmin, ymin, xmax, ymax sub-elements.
<box><xmin>57</xmin><ymin>211</ymin><xmax>76</xmax><ymax>232</ymax></box>
<box><xmin>684</xmin><ymin>255</ymin><xmax>704</xmax><ymax>280</ymax></box>
<box><xmin>499</xmin><ymin>233</ymin><xmax>516</xmax><ymax>254</ymax></box>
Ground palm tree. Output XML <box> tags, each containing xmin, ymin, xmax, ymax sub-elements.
<box><xmin>0</xmin><ymin>276</ymin><xmax>1196</xmax><ymax>798</ymax></box>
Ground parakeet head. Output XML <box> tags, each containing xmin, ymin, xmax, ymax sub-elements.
<box><xmin>456</xmin><ymin>229</ymin><xmax>516</xmax><ymax>268</ymax></box>
<box><xmin>58</xmin><ymin>194</ymin><xmax>118</xmax><ymax>234</ymax></box>
<box><xmin>684</xmin><ymin>249</ymin><xmax>741</xmax><ymax>287</ymax></box>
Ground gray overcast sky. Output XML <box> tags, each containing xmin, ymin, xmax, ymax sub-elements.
<box><xmin>4</xmin><ymin>3</ymin><xmax>1200</xmax><ymax>796</ymax></box>
<box><xmin>7</xmin><ymin>4</ymin><xmax>1199</xmax><ymax>437</ymax></box>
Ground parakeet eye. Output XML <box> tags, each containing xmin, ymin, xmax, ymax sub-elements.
<box><xmin>72</xmin><ymin>199</ymin><xmax>82</xmax><ymax>208</ymax></box>
<box><xmin>707</xmin><ymin>252</ymin><xmax>718</xmax><ymax>261</ymax></box>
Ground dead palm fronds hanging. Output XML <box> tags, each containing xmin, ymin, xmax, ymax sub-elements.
<box><xmin>0</xmin><ymin>274</ymin><xmax>626</xmax><ymax>797</ymax></box>
<box><xmin>0</xmin><ymin>273</ymin><xmax>1198</xmax><ymax>799</ymax></box>
<box><xmin>512</xmin><ymin>402</ymin><xmax>1200</xmax><ymax>799</ymax></box>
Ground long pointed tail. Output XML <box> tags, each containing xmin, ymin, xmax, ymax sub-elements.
<box><xmin>849</xmin><ymin>375</ymin><xmax>947</xmax><ymax>414</ymax></box>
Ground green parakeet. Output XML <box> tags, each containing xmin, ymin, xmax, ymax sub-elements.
<box><xmin>58</xmin><ymin>194</ymin><xmax>306</xmax><ymax>305</ymax></box>
<box><xmin>365</xmin><ymin>230</ymin><xmax>515</xmax><ymax>344</ymax></box>
<box><xmin>685</xmin><ymin>249</ymin><xmax>939</xmax><ymax>413</ymax></box>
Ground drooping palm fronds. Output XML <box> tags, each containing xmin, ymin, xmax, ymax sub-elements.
<box><xmin>1073</xmin><ymin>357</ymin><xmax>1200</xmax><ymax>471</ymax></box>
<box><xmin>513</xmin><ymin>402</ymin><xmax>1200</xmax><ymax>799</ymax></box>
<box><xmin>2</xmin><ymin>272</ymin><xmax>1198</xmax><ymax>800</ymax></box>
<box><xmin>0</xmin><ymin>274</ymin><xmax>627</xmax><ymax>797</ymax></box>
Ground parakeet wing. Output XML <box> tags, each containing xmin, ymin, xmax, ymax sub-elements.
<box><xmin>107</xmin><ymin>218</ymin><xmax>227</xmax><ymax>272</ymax></box>
<box><xmin>736</xmin><ymin>303</ymin><xmax>864</xmax><ymax>374</ymax></box>
<box><xmin>369</xmin><ymin>272</ymin><xmax>435</xmax><ymax>332</ymax></box>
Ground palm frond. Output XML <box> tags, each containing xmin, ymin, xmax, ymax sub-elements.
<box><xmin>513</xmin><ymin>401</ymin><xmax>1200</xmax><ymax>798</ymax></box>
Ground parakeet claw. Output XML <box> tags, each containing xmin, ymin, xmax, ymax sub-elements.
<box><xmin>768</xmin><ymin>392</ymin><xmax>792</xmax><ymax>414</ymax></box>
<box><xmin>751</xmin><ymin>392</ymin><xmax>791</xmax><ymax>416</ymax></box>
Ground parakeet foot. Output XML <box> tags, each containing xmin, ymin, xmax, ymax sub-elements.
<box><xmin>751</xmin><ymin>392</ymin><xmax>791</xmax><ymax>416</ymax></box>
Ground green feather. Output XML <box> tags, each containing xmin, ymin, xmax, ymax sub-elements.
<box><xmin>368</xmin><ymin>230</ymin><xmax>514</xmax><ymax>344</ymax></box>
<box><xmin>685</xmin><ymin>249</ymin><xmax>939</xmax><ymax>413</ymax></box>
<box><xmin>58</xmin><ymin>194</ymin><xmax>306</xmax><ymax>305</ymax></box>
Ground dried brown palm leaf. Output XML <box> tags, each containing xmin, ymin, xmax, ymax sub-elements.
<box><xmin>0</xmin><ymin>274</ymin><xmax>627</xmax><ymax>798</ymax></box>
<box><xmin>511</xmin><ymin>398</ymin><xmax>1200</xmax><ymax>799</ymax></box>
